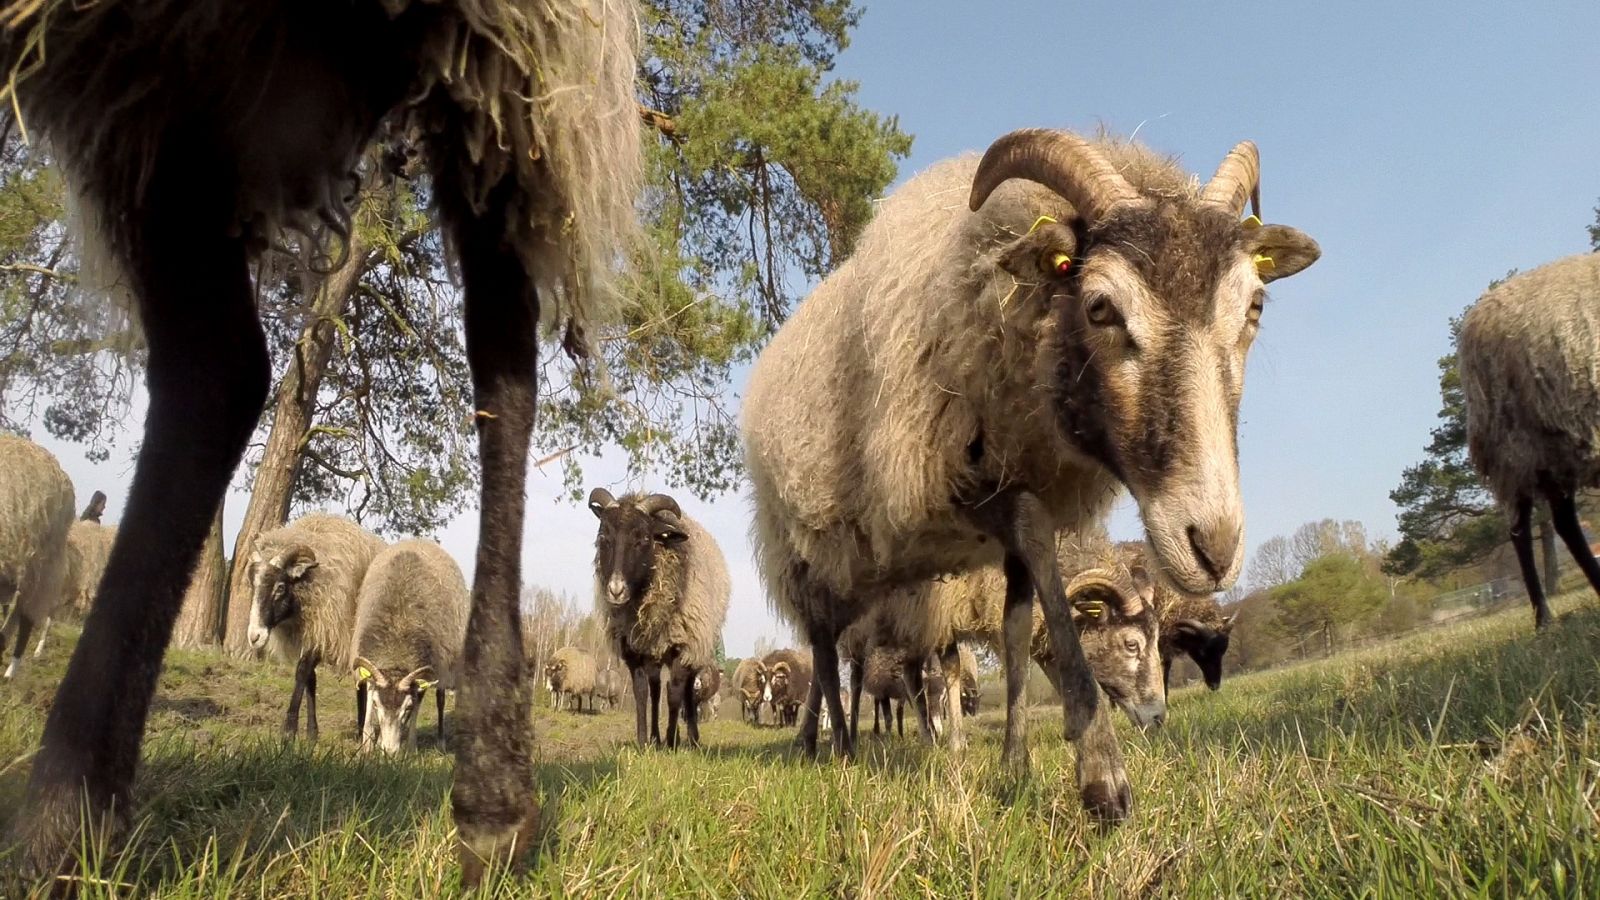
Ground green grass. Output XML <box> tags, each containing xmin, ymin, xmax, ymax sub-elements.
<box><xmin>4</xmin><ymin>593</ymin><xmax>1600</xmax><ymax>897</ymax></box>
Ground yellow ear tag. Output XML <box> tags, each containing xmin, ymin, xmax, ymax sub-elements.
<box><xmin>1254</xmin><ymin>254</ymin><xmax>1275</xmax><ymax>274</ymax></box>
<box><xmin>1047</xmin><ymin>251</ymin><xmax>1072</xmax><ymax>275</ymax></box>
<box><xmin>417</xmin><ymin>679</ymin><xmax>438</xmax><ymax>692</ymax></box>
<box><xmin>1074</xmin><ymin>600</ymin><xmax>1106</xmax><ymax>619</ymax></box>
<box><xmin>1027</xmin><ymin>215</ymin><xmax>1058</xmax><ymax>235</ymax></box>
<box><xmin>357</xmin><ymin>666</ymin><xmax>373</xmax><ymax>682</ymax></box>
<box><xmin>1241</xmin><ymin>215</ymin><xmax>1263</xmax><ymax>230</ymax></box>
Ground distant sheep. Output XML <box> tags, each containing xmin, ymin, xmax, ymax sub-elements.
<box><xmin>590</xmin><ymin>489</ymin><xmax>731</xmax><ymax>748</ymax></box>
<box><xmin>544</xmin><ymin>646</ymin><xmax>598</xmax><ymax>713</ymax></box>
<box><xmin>694</xmin><ymin>667</ymin><xmax>723</xmax><ymax>721</ymax></box>
<box><xmin>0</xmin><ymin>435</ymin><xmax>74</xmax><ymax>679</ymax></box>
<box><xmin>741</xmin><ymin>127</ymin><xmax>1322</xmax><ymax>820</ymax></box>
<box><xmin>762</xmin><ymin>648</ymin><xmax>811</xmax><ymax>727</ymax></box>
<box><xmin>732</xmin><ymin>657</ymin><xmax>767</xmax><ymax>724</ymax></box>
<box><xmin>350</xmin><ymin>539</ymin><xmax>469</xmax><ymax>753</ymax></box>
<box><xmin>248</xmin><ymin>512</ymin><xmax>384</xmax><ymax>741</ymax></box>
<box><xmin>1156</xmin><ymin>585</ymin><xmax>1234</xmax><ymax>693</ymax></box>
<box><xmin>1458</xmin><ymin>252</ymin><xmax>1600</xmax><ymax>627</ymax></box>
<box><xmin>63</xmin><ymin>520</ymin><xmax>117</xmax><ymax>621</ymax></box>
<box><xmin>595</xmin><ymin>665</ymin><xmax>626</xmax><ymax>711</ymax></box>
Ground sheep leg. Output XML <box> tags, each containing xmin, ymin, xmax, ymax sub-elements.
<box><xmin>649</xmin><ymin>667</ymin><xmax>663</xmax><ymax>744</ymax></box>
<box><xmin>356</xmin><ymin>682</ymin><xmax>368</xmax><ymax>742</ymax></box>
<box><xmin>435</xmin><ymin>687</ymin><xmax>446</xmax><ymax>743</ymax></box>
<box><xmin>30</xmin><ymin>616</ymin><xmax>50</xmax><ymax>658</ymax></box>
<box><xmin>665</xmin><ymin>665</ymin><xmax>686</xmax><ymax>749</ymax></box>
<box><xmin>812</xmin><ymin>638</ymin><xmax>851</xmax><ymax>758</ymax></box>
<box><xmin>13</xmin><ymin>182</ymin><xmax>270</xmax><ymax>880</ymax></box>
<box><xmin>682</xmin><ymin>666</ymin><xmax>701</xmax><ymax>749</ymax></box>
<box><xmin>902</xmin><ymin>665</ymin><xmax>935</xmax><ymax>744</ymax></box>
<box><xmin>629</xmin><ymin>664</ymin><xmax>651</xmax><ymax>745</ymax></box>
<box><xmin>302</xmin><ymin>659</ymin><xmax>320</xmax><ymax>743</ymax></box>
<box><xmin>939</xmin><ymin>645</ymin><xmax>966</xmax><ymax>753</ymax></box>
<box><xmin>1511</xmin><ymin>498</ymin><xmax>1550</xmax><ymax>628</ymax></box>
<box><xmin>999</xmin><ymin>553</ymin><xmax>1034</xmax><ymax>773</ymax></box>
<box><xmin>848</xmin><ymin>658</ymin><xmax>864</xmax><ymax>744</ymax></box>
<box><xmin>284</xmin><ymin>656</ymin><xmax>309</xmax><ymax>738</ymax></box>
<box><xmin>4</xmin><ymin>614</ymin><xmax>34</xmax><ymax>679</ymax></box>
<box><xmin>438</xmin><ymin>157</ymin><xmax>542</xmax><ymax>884</ymax></box>
<box><xmin>1549</xmin><ymin>491</ymin><xmax>1600</xmax><ymax>600</ymax></box>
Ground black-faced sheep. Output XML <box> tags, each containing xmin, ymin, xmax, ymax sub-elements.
<box><xmin>694</xmin><ymin>667</ymin><xmax>723</xmax><ymax>721</ymax></box>
<box><xmin>0</xmin><ymin>435</ymin><xmax>74</xmax><ymax>680</ymax></box>
<box><xmin>589</xmin><ymin>489</ymin><xmax>731</xmax><ymax>748</ymax></box>
<box><xmin>350</xmin><ymin>539</ymin><xmax>469</xmax><ymax>753</ymax></box>
<box><xmin>762</xmin><ymin>648</ymin><xmax>812</xmax><ymax>727</ymax></box>
<box><xmin>1458</xmin><ymin>252</ymin><xmax>1600</xmax><ymax>627</ymax></box>
<box><xmin>544</xmin><ymin>646</ymin><xmax>599</xmax><ymax>713</ymax></box>
<box><xmin>0</xmin><ymin>0</ymin><xmax>643</xmax><ymax>880</ymax></box>
<box><xmin>247</xmin><ymin>512</ymin><xmax>385</xmax><ymax>741</ymax></box>
<box><xmin>743</xmin><ymin>127</ymin><xmax>1321</xmax><ymax>819</ymax></box>
<box><xmin>1156</xmin><ymin>586</ymin><xmax>1234</xmax><ymax>694</ymax></box>
<box><xmin>732</xmin><ymin>657</ymin><xmax>768</xmax><ymax>724</ymax></box>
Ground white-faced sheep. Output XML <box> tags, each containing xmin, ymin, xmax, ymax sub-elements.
<box><xmin>350</xmin><ymin>539</ymin><xmax>469</xmax><ymax>753</ymax></box>
<box><xmin>0</xmin><ymin>435</ymin><xmax>74</xmax><ymax>680</ymax></box>
<box><xmin>0</xmin><ymin>0</ymin><xmax>643</xmax><ymax>880</ymax></box>
<box><xmin>743</xmin><ymin>128</ymin><xmax>1321</xmax><ymax>819</ymax></box>
<box><xmin>732</xmin><ymin>657</ymin><xmax>768</xmax><ymax>724</ymax></box>
<box><xmin>1458</xmin><ymin>252</ymin><xmax>1600</xmax><ymax>628</ymax></box>
<box><xmin>589</xmin><ymin>489</ymin><xmax>731</xmax><ymax>749</ymax></box>
<box><xmin>694</xmin><ymin>667</ymin><xmax>723</xmax><ymax>721</ymax></box>
<box><xmin>544</xmin><ymin>646</ymin><xmax>599</xmax><ymax>713</ymax></box>
<box><xmin>247</xmin><ymin>512</ymin><xmax>385</xmax><ymax>742</ymax></box>
<box><xmin>762</xmin><ymin>648</ymin><xmax>812</xmax><ymax>727</ymax></box>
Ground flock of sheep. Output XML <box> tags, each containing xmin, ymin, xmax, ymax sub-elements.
<box><xmin>0</xmin><ymin>0</ymin><xmax>1598</xmax><ymax>884</ymax></box>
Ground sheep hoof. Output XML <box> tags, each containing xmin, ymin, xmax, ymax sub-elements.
<box><xmin>1078</xmin><ymin>775</ymin><xmax>1132</xmax><ymax>824</ymax></box>
<box><xmin>456</xmin><ymin>802</ymin><xmax>541</xmax><ymax>888</ymax></box>
<box><xmin>8</xmin><ymin>781</ymin><xmax>125</xmax><ymax>888</ymax></box>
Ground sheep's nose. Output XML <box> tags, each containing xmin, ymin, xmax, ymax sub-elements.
<box><xmin>1186</xmin><ymin>520</ymin><xmax>1241</xmax><ymax>583</ymax></box>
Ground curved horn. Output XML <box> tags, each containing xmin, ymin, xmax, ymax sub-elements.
<box><xmin>968</xmin><ymin>128</ymin><xmax>1139</xmax><ymax>222</ymax></box>
<box><xmin>639</xmin><ymin>493</ymin><xmax>682</xmax><ymax>519</ymax></box>
<box><xmin>1199</xmin><ymin>140</ymin><xmax>1261</xmax><ymax>218</ymax></box>
<box><xmin>588</xmin><ymin>487</ymin><xmax>618</xmax><ymax>510</ymax></box>
<box><xmin>1174</xmin><ymin>618</ymin><xmax>1213</xmax><ymax>637</ymax></box>
<box><xmin>399</xmin><ymin>665</ymin><xmax>436</xmax><ymax>689</ymax></box>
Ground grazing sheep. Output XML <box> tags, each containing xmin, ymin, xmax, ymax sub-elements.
<box><xmin>590</xmin><ymin>489</ymin><xmax>731</xmax><ymax>749</ymax></box>
<box><xmin>864</xmin><ymin>648</ymin><xmax>946</xmax><ymax>738</ymax></box>
<box><xmin>732</xmin><ymin>657</ymin><xmax>768</xmax><ymax>724</ymax></box>
<box><xmin>762</xmin><ymin>648</ymin><xmax>812</xmax><ymax>727</ymax></box>
<box><xmin>350</xmin><ymin>539</ymin><xmax>469</xmax><ymax>754</ymax></box>
<box><xmin>743</xmin><ymin>126</ymin><xmax>1321</xmax><ymax>818</ymax></box>
<box><xmin>595</xmin><ymin>665</ymin><xmax>626</xmax><ymax>712</ymax></box>
<box><xmin>544</xmin><ymin>646</ymin><xmax>598</xmax><ymax>713</ymax></box>
<box><xmin>1458</xmin><ymin>253</ymin><xmax>1600</xmax><ymax>627</ymax></box>
<box><xmin>247</xmin><ymin>512</ymin><xmax>385</xmax><ymax>742</ymax></box>
<box><xmin>0</xmin><ymin>435</ymin><xmax>74</xmax><ymax>680</ymax></box>
<box><xmin>1155</xmin><ymin>585</ymin><xmax>1234</xmax><ymax>693</ymax></box>
<box><xmin>694</xmin><ymin>667</ymin><xmax>723</xmax><ymax>721</ymax></box>
<box><xmin>0</xmin><ymin>0</ymin><xmax>643</xmax><ymax>880</ymax></box>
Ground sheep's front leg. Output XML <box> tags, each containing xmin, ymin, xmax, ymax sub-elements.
<box><xmin>648</xmin><ymin>667</ymin><xmax>663</xmax><ymax>744</ymax></box>
<box><xmin>901</xmin><ymin>664</ymin><xmax>935</xmax><ymax>744</ymax></box>
<box><xmin>1550</xmin><ymin>491</ymin><xmax>1600</xmax><ymax>600</ymax></box>
<box><xmin>439</xmin><ymin>172</ymin><xmax>541</xmax><ymax>885</ymax></box>
<box><xmin>665</xmin><ymin>665</ymin><xmax>687</xmax><ymax>749</ymax></box>
<box><xmin>1000</xmin><ymin>554</ymin><xmax>1033</xmax><ymax>771</ymax></box>
<box><xmin>681</xmin><ymin>665</ymin><xmax>701</xmax><ymax>748</ymax></box>
<box><xmin>939</xmin><ymin>645</ymin><xmax>966</xmax><ymax>753</ymax></box>
<box><xmin>12</xmin><ymin>172</ymin><xmax>270</xmax><ymax>880</ymax></box>
<box><xmin>848</xmin><ymin>658</ymin><xmax>864</xmax><ymax>744</ymax></box>
<box><xmin>1510</xmin><ymin>498</ymin><xmax>1549</xmax><ymax>629</ymax></box>
<box><xmin>629</xmin><ymin>663</ymin><xmax>651</xmax><ymax>745</ymax></box>
<box><xmin>302</xmin><ymin>656</ymin><xmax>320</xmax><ymax>743</ymax></box>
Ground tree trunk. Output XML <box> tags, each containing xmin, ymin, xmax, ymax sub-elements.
<box><xmin>222</xmin><ymin>236</ymin><xmax>371</xmax><ymax>655</ymax></box>
<box><xmin>173</xmin><ymin>502</ymin><xmax>226</xmax><ymax>649</ymax></box>
<box><xmin>1539</xmin><ymin>514</ymin><xmax>1560</xmax><ymax>592</ymax></box>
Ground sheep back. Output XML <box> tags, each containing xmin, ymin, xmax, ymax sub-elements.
<box><xmin>350</xmin><ymin>538</ymin><xmax>468</xmax><ymax>687</ymax></box>
<box><xmin>0</xmin><ymin>434</ymin><xmax>74</xmax><ymax>627</ymax></box>
<box><xmin>1460</xmin><ymin>252</ymin><xmax>1600</xmax><ymax>503</ymax></box>
<box><xmin>598</xmin><ymin>501</ymin><xmax>730</xmax><ymax>669</ymax></box>
<box><xmin>63</xmin><ymin>520</ymin><xmax>117</xmax><ymax>618</ymax></box>
<box><xmin>255</xmin><ymin>512</ymin><xmax>384</xmax><ymax>668</ymax></box>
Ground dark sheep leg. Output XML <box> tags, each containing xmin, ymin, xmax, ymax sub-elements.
<box><xmin>1511</xmin><ymin>497</ymin><xmax>1549</xmax><ymax>628</ymax></box>
<box><xmin>1550</xmin><ymin>491</ymin><xmax>1600</xmax><ymax>600</ymax></box>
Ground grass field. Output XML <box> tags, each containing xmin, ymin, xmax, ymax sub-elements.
<box><xmin>2</xmin><ymin>593</ymin><xmax>1599</xmax><ymax>897</ymax></box>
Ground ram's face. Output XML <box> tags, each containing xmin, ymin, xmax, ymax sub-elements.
<box><xmin>590</xmin><ymin>495</ymin><xmax>687</xmax><ymax>606</ymax></box>
<box><xmin>245</xmin><ymin>547</ymin><xmax>318</xmax><ymax>650</ymax></box>
<box><xmin>356</xmin><ymin>661</ymin><xmax>435</xmax><ymax>754</ymax></box>
<box><xmin>1067</xmin><ymin>574</ymin><xmax>1164</xmax><ymax>730</ymax></box>
<box><xmin>1018</xmin><ymin>206</ymin><xmax>1318</xmax><ymax>593</ymax></box>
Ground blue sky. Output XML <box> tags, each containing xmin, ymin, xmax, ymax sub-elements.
<box><xmin>27</xmin><ymin>0</ymin><xmax>1600</xmax><ymax>657</ymax></box>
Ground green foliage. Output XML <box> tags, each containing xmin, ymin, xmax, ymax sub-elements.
<box><xmin>1271</xmin><ymin>552</ymin><xmax>1389</xmax><ymax>651</ymax></box>
<box><xmin>1384</xmin><ymin>285</ymin><xmax>1515</xmax><ymax>579</ymax></box>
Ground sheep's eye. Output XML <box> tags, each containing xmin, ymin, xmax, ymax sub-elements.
<box><xmin>1085</xmin><ymin>294</ymin><xmax>1119</xmax><ymax>327</ymax></box>
<box><xmin>1123</xmin><ymin>638</ymin><xmax>1141</xmax><ymax>655</ymax></box>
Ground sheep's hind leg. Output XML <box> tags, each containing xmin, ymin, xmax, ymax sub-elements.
<box><xmin>1550</xmin><ymin>491</ymin><xmax>1600</xmax><ymax>601</ymax></box>
<box><xmin>848</xmin><ymin>657</ymin><xmax>864</xmax><ymax>744</ymax></box>
<box><xmin>812</xmin><ymin>636</ymin><xmax>851</xmax><ymax>758</ymax></box>
<box><xmin>902</xmin><ymin>664</ymin><xmax>935</xmax><ymax>744</ymax></box>
<box><xmin>682</xmin><ymin>665</ymin><xmax>702</xmax><ymax>748</ymax></box>
<box><xmin>999</xmin><ymin>554</ymin><xmax>1033</xmax><ymax>773</ymax></box>
<box><xmin>30</xmin><ymin>616</ymin><xmax>50</xmax><ymax>658</ymax></box>
<box><xmin>1511</xmin><ymin>497</ymin><xmax>1550</xmax><ymax>628</ymax></box>
<box><xmin>437</xmin><ymin>164</ymin><xmax>542</xmax><ymax>885</ymax></box>
<box><xmin>12</xmin><ymin>163</ymin><xmax>270</xmax><ymax>880</ymax></box>
<box><xmin>939</xmin><ymin>645</ymin><xmax>966</xmax><ymax>753</ymax></box>
<box><xmin>3</xmin><ymin>615</ymin><xmax>33</xmax><ymax>679</ymax></box>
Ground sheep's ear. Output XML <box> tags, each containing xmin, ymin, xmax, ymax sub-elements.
<box><xmin>285</xmin><ymin>552</ymin><xmax>318</xmax><ymax>580</ymax></box>
<box><xmin>996</xmin><ymin>216</ymin><xmax>1079</xmax><ymax>284</ymax></box>
<box><xmin>1246</xmin><ymin>224</ymin><xmax>1320</xmax><ymax>283</ymax></box>
<box><xmin>654</xmin><ymin>521</ymin><xmax>688</xmax><ymax>545</ymax></box>
<box><xmin>1217</xmin><ymin>614</ymin><xmax>1237</xmax><ymax>636</ymax></box>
